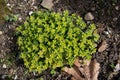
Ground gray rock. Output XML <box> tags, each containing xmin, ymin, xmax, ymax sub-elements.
<box><xmin>84</xmin><ymin>12</ymin><xmax>94</xmax><ymax>21</ymax></box>
<box><xmin>41</xmin><ymin>0</ymin><xmax>53</xmax><ymax>10</ymax></box>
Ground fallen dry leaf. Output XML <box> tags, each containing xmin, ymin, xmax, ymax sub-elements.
<box><xmin>71</xmin><ymin>77</ymin><xmax>77</xmax><ymax>80</ymax></box>
<box><xmin>64</xmin><ymin>59</ymin><xmax>100</xmax><ymax>80</ymax></box>
<box><xmin>98</xmin><ymin>40</ymin><xmax>107</xmax><ymax>52</ymax></box>
<box><xmin>89</xmin><ymin>59</ymin><xmax>100</xmax><ymax>80</ymax></box>
<box><xmin>64</xmin><ymin>67</ymin><xmax>84</xmax><ymax>80</ymax></box>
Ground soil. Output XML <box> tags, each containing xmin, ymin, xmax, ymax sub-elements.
<box><xmin>0</xmin><ymin>0</ymin><xmax>120</xmax><ymax>80</ymax></box>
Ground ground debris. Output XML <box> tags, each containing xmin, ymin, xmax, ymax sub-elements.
<box><xmin>64</xmin><ymin>59</ymin><xmax>100</xmax><ymax>80</ymax></box>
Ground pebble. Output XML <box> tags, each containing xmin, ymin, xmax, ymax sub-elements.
<box><xmin>29</xmin><ymin>11</ymin><xmax>33</xmax><ymax>15</ymax></box>
<box><xmin>7</xmin><ymin>3</ymin><xmax>11</xmax><ymax>6</ymax></box>
<box><xmin>14</xmin><ymin>75</ymin><xmax>18</xmax><ymax>80</ymax></box>
<box><xmin>11</xmin><ymin>37</ymin><xmax>13</xmax><ymax>40</ymax></box>
<box><xmin>0</xmin><ymin>31</ymin><xmax>3</xmax><ymax>35</ymax></box>
<box><xmin>1</xmin><ymin>50</ymin><xmax>4</xmax><ymax>53</ymax></box>
<box><xmin>103</xmin><ymin>28</ymin><xmax>112</xmax><ymax>38</ymax></box>
<box><xmin>91</xmin><ymin>7</ymin><xmax>95</xmax><ymax>11</ymax></box>
<box><xmin>84</xmin><ymin>12</ymin><xmax>94</xmax><ymax>21</ymax></box>
<box><xmin>103</xmin><ymin>31</ymin><xmax>109</xmax><ymax>35</ymax></box>
<box><xmin>3</xmin><ymin>64</ymin><xmax>7</xmax><ymax>68</ymax></box>
<box><xmin>113</xmin><ymin>17</ymin><xmax>118</xmax><ymax>21</ymax></box>
<box><xmin>18</xmin><ymin>17</ymin><xmax>22</xmax><ymax>22</ymax></box>
<box><xmin>115</xmin><ymin>6</ymin><xmax>119</xmax><ymax>10</ymax></box>
<box><xmin>8</xmin><ymin>25</ymin><xmax>11</xmax><ymax>29</ymax></box>
<box><xmin>33</xmin><ymin>6</ymin><xmax>37</xmax><ymax>9</ymax></box>
<box><xmin>107</xmin><ymin>28</ymin><xmax>112</xmax><ymax>34</ymax></box>
<box><xmin>41</xmin><ymin>0</ymin><xmax>53</xmax><ymax>10</ymax></box>
<box><xmin>2</xmin><ymin>42</ymin><xmax>5</xmax><ymax>46</ymax></box>
<box><xmin>114</xmin><ymin>63</ymin><xmax>120</xmax><ymax>72</ymax></box>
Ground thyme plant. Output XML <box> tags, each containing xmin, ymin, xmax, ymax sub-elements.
<box><xmin>16</xmin><ymin>10</ymin><xmax>99</xmax><ymax>73</ymax></box>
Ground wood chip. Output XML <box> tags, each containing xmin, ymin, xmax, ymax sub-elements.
<box><xmin>98</xmin><ymin>40</ymin><xmax>107</xmax><ymax>52</ymax></box>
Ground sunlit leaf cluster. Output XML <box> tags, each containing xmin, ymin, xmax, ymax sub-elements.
<box><xmin>16</xmin><ymin>10</ymin><xmax>99</xmax><ymax>73</ymax></box>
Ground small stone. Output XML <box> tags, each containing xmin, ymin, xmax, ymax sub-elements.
<box><xmin>29</xmin><ymin>11</ymin><xmax>33</xmax><ymax>15</ymax></box>
<box><xmin>1</xmin><ymin>50</ymin><xmax>4</xmax><ymax>53</ymax></box>
<box><xmin>114</xmin><ymin>63</ymin><xmax>120</xmax><ymax>72</ymax></box>
<box><xmin>7</xmin><ymin>37</ymin><xmax>10</xmax><ymax>40</ymax></box>
<box><xmin>0</xmin><ymin>31</ymin><xmax>3</xmax><ymax>35</ymax></box>
<box><xmin>115</xmin><ymin>6</ymin><xmax>119</xmax><ymax>10</ymax></box>
<box><xmin>103</xmin><ymin>31</ymin><xmax>109</xmax><ymax>35</ymax></box>
<box><xmin>34</xmin><ymin>6</ymin><xmax>37</xmax><ymax>9</ymax></box>
<box><xmin>3</xmin><ymin>64</ymin><xmax>7</xmax><ymax>68</ymax></box>
<box><xmin>8</xmin><ymin>25</ymin><xmax>11</xmax><ymax>29</ymax></box>
<box><xmin>107</xmin><ymin>28</ymin><xmax>112</xmax><ymax>34</ymax></box>
<box><xmin>2</xmin><ymin>42</ymin><xmax>5</xmax><ymax>46</ymax></box>
<box><xmin>112</xmin><ymin>3</ymin><xmax>115</xmax><ymax>6</ymax></box>
<box><xmin>84</xmin><ymin>12</ymin><xmax>94</xmax><ymax>21</ymax></box>
<box><xmin>41</xmin><ymin>0</ymin><xmax>53</xmax><ymax>10</ymax></box>
<box><xmin>7</xmin><ymin>3</ymin><xmax>10</xmax><ymax>6</ymax></box>
<box><xmin>11</xmin><ymin>37</ymin><xmax>13</xmax><ymax>40</ymax></box>
<box><xmin>113</xmin><ymin>17</ymin><xmax>118</xmax><ymax>21</ymax></box>
<box><xmin>58</xmin><ymin>74</ymin><xmax>62</xmax><ymax>78</ymax></box>
<box><xmin>33</xmin><ymin>72</ymin><xmax>36</xmax><ymax>75</ymax></box>
<box><xmin>14</xmin><ymin>75</ymin><xmax>18</xmax><ymax>80</ymax></box>
<box><xmin>91</xmin><ymin>7</ymin><xmax>95</xmax><ymax>11</ymax></box>
<box><xmin>18</xmin><ymin>17</ymin><xmax>22</xmax><ymax>21</ymax></box>
<box><xmin>103</xmin><ymin>28</ymin><xmax>112</xmax><ymax>38</ymax></box>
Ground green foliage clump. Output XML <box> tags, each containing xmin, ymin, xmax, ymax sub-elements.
<box><xmin>16</xmin><ymin>10</ymin><xmax>99</xmax><ymax>73</ymax></box>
